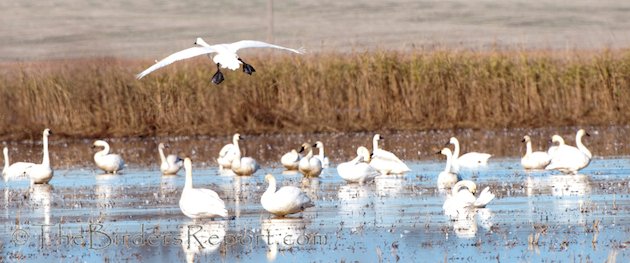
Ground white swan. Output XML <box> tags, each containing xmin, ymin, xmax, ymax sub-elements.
<box><xmin>93</xmin><ymin>140</ymin><xmax>125</xmax><ymax>174</ymax></box>
<box><xmin>217</xmin><ymin>133</ymin><xmax>239</xmax><ymax>170</ymax></box>
<box><xmin>159</xmin><ymin>143</ymin><xmax>183</xmax><ymax>175</ymax></box>
<box><xmin>261</xmin><ymin>174</ymin><xmax>314</xmax><ymax>217</ymax></box>
<box><xmin>521</xmin><ymin>135</ymin><xmax>551</xmax><ymax>170</ymax></box>
<box><xmin>337</xmin><ymin>146</ymin><xmax>380</xmax><ymax>184</ymax></box>
<box><xmin>370</xmin><ymin>134</ymin><xmax>410</xmax><ymax>175</ymax></box>
<box><xmin>230</xmin><ymin>134</ymin><xmax>259</xmax><ymax>176</ymax></box>
<box><xmin>24</xmin><ymin>129</ymin><xmax>54</xmax><ymax>184</ymax></box>
<box><xmin>547</xmin><ymin>134</ymin><xmax>565</xmax><ymax>158</ymax></box>
<box><xmin>437</xmin><ymin>148</ymin><xmax>460</xmax><ymax>189</ymax></box>
<box><xmin>2</xmin><ymin>147</ymin><xmax>34</xmax><ymax>181</ymax></box>
<box><xmin>179</xmin><ymin>158</ymin><xmax>228</xmax><ymax>219</ymax></box>
<box><xmin>443</xmin><ymin>180</ymin><xmax>495</xmax><ymax>218</ymax></box>
<box><xmin>545</xmin><ymin>129</ymin><xmax>592</xmax><ymax>174</ymax></box>
<box><xmin>280</xmin><ymin>149</ymin><xmax>301</xmax><ymax>170</ymax></box>
<box><xmin>136</xmin><ymin>38</ymin><xmax>304</xmax><ymax>84</ymax></box>
<box><xmin>298</xmin><ymin>143</ymin><xmax>323</xmax><ymax>177</ymax></box>
<box><xmin>448</xmin><ymin>137</ymin><xmax>492</xmax><ymax>168</ymax></box>
<box><xmin>313</xmin><ymin>141</ymin><xmax>330</xmax><ymax>168</ymax></box>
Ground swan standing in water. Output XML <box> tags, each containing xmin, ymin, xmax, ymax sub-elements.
<box><xmin>158</xmin><ymin>143</ymin><xmax>183</xmax><ymax>175</ymax></box>
<box><xmin>179</xmin><ymin>158</ymin><xmax>228</xmax><ymax>219</ymax></box>
<box><xmin>93</xmin><ymin>140</ymin><xmax>125</xmax><ymax>174</ymax></box>
<box><xmin>547</xmin><ymin>135</ymin><xmax>565</xmax><ymax>158</ymax></box>
<box><xmin>22</xmin><ymin>129</ymin><xmax>54</xmax><ymax>184</ymax></box>
<box><xmin>298</xmin><ymin>143</ymin><xmax>323</xmax><ymax>177</ymax></box>
<box><xmin>3</xmin><ymin>147</ymin><xmax>34</xmax><ymax>181</ymax></box>
<box><xmin>261</xmin><ymin>174</ymin><xmax>314</xmax><ymax>217</ymax></box>
<box><xmin>217</xmin><ymin>133</ymin><xmax>240</xmax><ymax>170</ymax></box>
<box><xmin>136</xmin><ymin>38</ymin><xmax>304</xmax><ymax>84</ymax></box>
<box><xmin>230</xmin><ymin>134</ymin><xmax>259</xmax><ymax>176</ymax></box>
<box><xmin>545</xmin><ymin>129</ymin><xmax>592</xmax><ymax>174</ymax></box>
<box><xmin>448</xmin><ymin>137</ymin><xmax>492</xmax><ymax>169</ymax></box>
<box><xmin>313</xmin><ymin>141</ymin><xmax>330</xmax><ymax>168</ymax></box>
<box><xmin>521</xmin><ymin>135</ymin><xmax>551</xmax><ymax>170</ymax></box>
<box><xmin>437</xmin><ymin>148</ymin><xmax>460</xmax><ymax>189</ymax></box>
<box><xmin>337</xmin><ymin>146</ymin><xmax>379</xmax><ymax>184</ymax></box>
<box><xmin>443</xmin><ymin>180</ymin><xmax>495</xmax><ymax>218</ymax></box>
<box><xmin>280</xmin><ymin>149</ymin><xmax>301</xmax><ymax>170</ymax></box>
<box><xmin>370</xmin><ymin>134</ymin><xmax>410</xmax><ymax>175</ymax></box>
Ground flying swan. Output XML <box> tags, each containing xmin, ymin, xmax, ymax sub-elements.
<box><xmin>136</xmin><ymin>38</ymin><xmax>304</xmax><ymax>84</ymax></box>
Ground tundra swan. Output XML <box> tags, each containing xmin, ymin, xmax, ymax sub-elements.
<box><xmin>443</xmin><ymin>180</ymin><xmax>495</xmax><ymax>218</ymax></box>
<box><xmin>448</xmin><ymin>137</ymin><xmax>491</xmax><ymax>169</ymax></box>
<box><xmin>2</xmin><ymin>147</ymin><xmax>34</xmax><ymax>181</ymax></box>
<box><xmin>437</xmin><ymin>148</ymin><xmax>460</xmax><ymax>189</ymax></box>
<box><xmin>159</xmin><ymin>143</ymin><xmax>183</xmax><ymax>175</ymax></box>
<box><xmin>370</xmin><ymin>134</ymin><xmax>410</xmax><ymax>175</ymax></box>
<box><xmin>230</xmin><ymin>134</ymin><xmax>259</xmax><ymax>176</ymax></box>
<box><xmin>93</xmin><ymin>140</ymin><xmax>125</xmax><ymax>174</ymax></box>
<box><xmin>280</xmin><ymin>149</ymin><xmax>301</xmax><ymax>170</ymax></box>
<box><xmin>179</xmin><ymin>158</ymin><xmax>228</xmax><ymax>219</ymax></box>
<box><xmin>261</xmin><ymin>174</ymin><xmax>314</xmax><ymax>217</ymax></box>
<box><xmin>545</xmin><ymin>129</ymin><xmax>591</xmax><ymax>174</ymax></box>
<box><xmin>298</xmin><ymin>143</ymin><xmax>323</xmax><ymax>177</ymax></box>
<box><xmin>547</xmin><ymin>135</ymin><xmax>565</xmax><ymax>158</ymax></box>
<box><xmin>312</xmin><ymin>141</ymin><xmax>330</xmax><ymax>168</ymax></box>
<box><xmin>217</xmin><ymin>133</ymin><xmax>240</xmax><ymax>170</ymax></box>
<box><xmin>337</xmin><ymin>146</ymin><xmax>379</xmax><ymax>184</ymax></box>
<box><xmin>24</xmin><ymin>129</ymin><xmax>54</xmax><ymax>184</ymax></box>
<box><xmin>521</xmin><ymin>135</ymin><xmax>552</xmax><ymax>169</ymax></box>
<box><xmin>136</xmin><ymin>38</ymin><xmax>304</xmax><ymax>84</ymax></box>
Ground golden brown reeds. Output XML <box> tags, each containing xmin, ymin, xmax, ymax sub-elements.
<box><xmin>1</xmin><ymin>49</ymin><xmax>629</xmax><ymax>140</ymax></box>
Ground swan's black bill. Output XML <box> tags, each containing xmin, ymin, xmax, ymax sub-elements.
<box><xmin>211</xmin><ymin>71</ymin><xmax>224</xmax><ymax>85</ymax></box>
<box><xmin>242</xmin><ymin>63</ymin><xmax>255</xmax><ymax>75</ymax></box>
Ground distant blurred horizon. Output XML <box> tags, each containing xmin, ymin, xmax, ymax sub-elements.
<box><xmin>1</xmin><ymin>0</ymin><xmax>629</xmax><ymax>61</ymax></box>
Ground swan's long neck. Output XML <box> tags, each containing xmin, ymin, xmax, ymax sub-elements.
<box><xmin>453</xmin><ymin>180</ymin><xmax>476</xmax><ymax>194</ymax></box>
<box><xmin>3</xmin><ymin>148</ymin><xmax>9</xmax><ymax>171</ymax></box>
<box><xmin>158</xmin><ymin>145</ymin><xmax>167</xmax><ymax>164</ymax></box>
<box><xmin>372</xmin><ymin>137</ymin><xmax>379</xmax><ymax>152</ymax></box>
<box><xmin>443</xmin><ymin>151</ymin><xmax>452</xmax><ymax>173</ymax></box>
<box><xmin>232</xmin><ymin>139</ymin><xmax>242</xmax><ymax>167</ymax></box>
<box><xmin>305</xmin><ymin>147</ymin><xmax>313</xmax><ymax>159</ymax></box>
<box><xmin>526</xmin><ymin>140</ymin><xmax>533</xmax><ymax>155</ymax></box>
<box><xmin>452</xmin><ymin>139</ymin><xmax>460</xmax><ymax>159</ymax></box>
<box><xmin>95</xmin><ymin>144</ymin><xmax>109</xmax><ymax>159</ymax></box>
<box><xmin>42</xmin><ymin>133</ymin><xmax>50</xmax><ymax>166</ymax></box>
<box><xmin>265</xmin><ymin>177</ymin><xmax>277</xmax><ymax>195</ymax></box>
<box><xmin>184</xmin><ymin>165</ymin><xmax>193</xmax><ymax>189</ymax></box>
<box><xmin>318</xmin><ymin>145</ymin><xmax>325</xmax><ymax>159</ymax></box>
<box><xmin>576</xmin><ymin>133</ymin><xmax>592</xmax><ymax>158</ymax></box>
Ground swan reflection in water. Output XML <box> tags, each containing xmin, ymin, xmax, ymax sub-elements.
<box><xmin>30</xmin><ymin>184</ymin><xmax>53</xmax><ymax>246</ymax></box>
<box><xmin>526</xmin><ymin>174</ymin><xmax>591</xmax><ymax>196</ymax></box>
<box><xmin>180</xmin><ymin>220</ymin><xmax>227</xmax><ymax>263</ymax></box>
<box><xmin>374</xmin><ymin>175</ymin><xmax>404</xmax><ymax>197</ymax></box>
<box><xmin>444</xmin><ymin>206</ymin><xmax>494</xmax><ymax>239</ymax></box>
<box><xmin>261</xmin><ymin>217</ymin><xmax>308</xmax><ymax>262</ymax></box>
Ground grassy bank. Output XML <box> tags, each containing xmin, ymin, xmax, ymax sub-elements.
<box><xmin>1</xmin><ymin>50</ymin><xmax>629</xmax><ymax>140</ymax></box>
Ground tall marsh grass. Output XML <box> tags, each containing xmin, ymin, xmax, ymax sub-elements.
<box><xmin>1</xmin><ymin>50</ymin><xmax>629</xmax><ymax>139</ymax></box>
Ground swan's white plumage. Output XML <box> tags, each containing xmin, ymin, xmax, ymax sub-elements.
<box><xmin>337</xmin><ymin>146</ymin><xmax>379</xmax><ymax>184</ymax></box>
<box><xmin>437</xmin><ymin>148</ymin><xmax>460</xmax><ymax>189</ymax></box>
<box><xmin>2</xmin><ymin>147</ymin><xmax>33</xmax><ymax>181</ymax></box>
<box><xmin>217</xmin><ymin>134</ymin><xmax>239</xmax><ymax>170</ymax></box>
<box><xmin>280</xmin><ymin>149</ymin><xmax>301</xmax><ymax>170</ymax></box>
<box><xmin>545</xmin><ymin>129</ymin><xmax>592</xmax><ymax>174</ymax></box>
<box><xmin>24</xmin><ymin>129</ymin><xmax>54</xmax><ymax>184</ymax></box>
<box><xmin>179</xmin><ymin>158</ymin><xmax>228</xmax><ymax>219</ymax></box>
<box><xmin>136</xmin><ymin>38</ymin><xmax>303</xmax><ymax>79</ymax></box>
<box><xmin>159</xmin><ymin>143</ymin><xmax>183</xmax><ymax>175</ymax></box>
<box><xmin>547</xmin><ymin>134</ymin><xmax>565</xmax><ymax>158</ymax></box>
<box><xmin>449</xmin><ymin>137</ymin><xmax>491</xmax><ymax>168</ymax></box>
<box><xmin>443</xmin><ymin>180</ymin><xmax>495</xmax><ymax>218</ymax></box>
<box><xmin>93</xmin><ymin>140</ymin><xmax>125</xmax><ymax>174</ymax></box>
<box><xmin>230</xmin><ymin>134</ymin><xmax>259</xmax><ymax>176</ymax></box>
<box><xmin>521</xmin><ymin>135</ymin><xmax>551</xmax><ymax>169</ymax></box>
<box><xmin>261</xmin><ymin>174</ymin><xmax>313</xmax><ymax>216</ymax></box>
<box><xmin>370</xmin><ymin>134</ymin><xmax>410</xmax><ymax>175</ymax></box>
<box><xmin>298</xmin><ymin>143</ymin><xmax>323</xmax><ymax>177</ymax></box>
<box><xmin>313</xmin><ymin>141</ymin><xmax>330</xmax><ymax>168</ymax></box>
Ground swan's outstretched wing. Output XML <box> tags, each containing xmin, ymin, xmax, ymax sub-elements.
<box><xmin>227</xmin><ymin>40</ymin><xmax>304</xmax><ymax>54</ymax></box>
<box><xmin>136</xmin><ymin>46</ymin><xmax>218</xmax><ymax>79</ymax></box>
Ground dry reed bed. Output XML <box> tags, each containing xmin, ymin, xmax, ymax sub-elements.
<box><xmin>1</xmin><ymin>50</ymin><xmax>629</xmax><ymax>140</ymax></box>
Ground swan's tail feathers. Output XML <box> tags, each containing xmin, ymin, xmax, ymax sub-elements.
<box><xmin>474</xmin><ymin>187</ymin><xmax>495</xmax><ymax>208</ymax></box>
<box><xmin>219</xmin><ymin>208</ymin><xmax>229</xmax><ymax>218</ymax></box>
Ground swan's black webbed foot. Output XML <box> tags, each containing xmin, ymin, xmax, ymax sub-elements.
<box><xmin>239</xmin><ymin>58</ymin><xmax>256</xmax><ymax>75</ymax></box>
<box><xmin>211</xmin><ymin>63</ymin><xmax>224</xmax><ymax>84</ymax></box>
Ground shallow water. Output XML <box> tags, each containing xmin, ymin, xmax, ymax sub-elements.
<box><xmin>1</xmin><ymin>154</ymin><xmax>629</xmax><ymax>261</ymax></box>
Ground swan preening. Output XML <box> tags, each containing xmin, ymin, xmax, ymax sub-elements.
<box><xmin>93</xmin><ymin>140</ymin><xmax>125</xmax><ymax>174</ymax></box>
<box><xmin>521</xmin><ymin>135</ymin><xmax>551</xmax><ymax>170</ymax></box>
<box><xmin>261</xmin><ymin>174</ymin><xmax>314</xmax><ymax>217</ymax></box>
<box><xmin>2</xmin><ymin>129</ymin><xmax>54</xmax><ymax>184</ymax></box>
<box><xmin>280</xmin><ymin>149</ymin><xmax>301</xmax><ymax>170</ymax></box>
<box><xmin>136</xmin><ymin>38</ymin><xmax>304</xmax><ymax>84</ymax></box>
<box><xmin>217</xmin><ymin>133</ymin><xmax>240</xmax><ymax>170</ymax></box>
<box><xmin>298</xmin><ymin>143</ymin><xmax>323</xmax><ymax>177</ymax></box>
<box><xmin>437</xmin><ymin>148</ymin><xmax>460</xmax><ymax>189</ymax></box>
<box><xmin>337</xmin><ymin>146</ymin><xmax>380</xmax><ymax>184</ymax></box>
<box><xmin>179</xmin><ymin>158</ymin><xmax>228</xmax><ymax>219</ymax></box>
<box><xmin>443</xmin><ymin>180</ymin><xmax>495</xmax><ymax>218</ymax></box>
<box><xmin>448</xmin><ymin>137</ymin><xmax>492</xmax><ymax>170</ymax></box>
<box><xmin>159</xmin><ymin>143</ymin><xmax>183</xmax><ymax>175</ymax></box>
<box><xmin>370</xmin><ymin>134</ymin><xmax>410</xmax><ymax>175</ymax></box>
<box><xmin>545</xmin><ymin>129</ymin><xmax>592</xmax><ymax>174</ymax></box>
<box><xmin>230</xmin><ymin>134</ymin><xmax>259</xmax><ymax>176</ymax></box>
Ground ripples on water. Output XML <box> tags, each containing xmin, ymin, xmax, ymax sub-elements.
<box><xmin>1</xmin><ymin>127</ymin><xmax>629</xmax><ymax>262</ymax></box>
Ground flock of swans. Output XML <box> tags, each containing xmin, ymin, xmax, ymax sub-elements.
<box><xmin>2</xmin><ymin>128</ymin><xmax>593</xmax><ymax>221</ymax></box>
